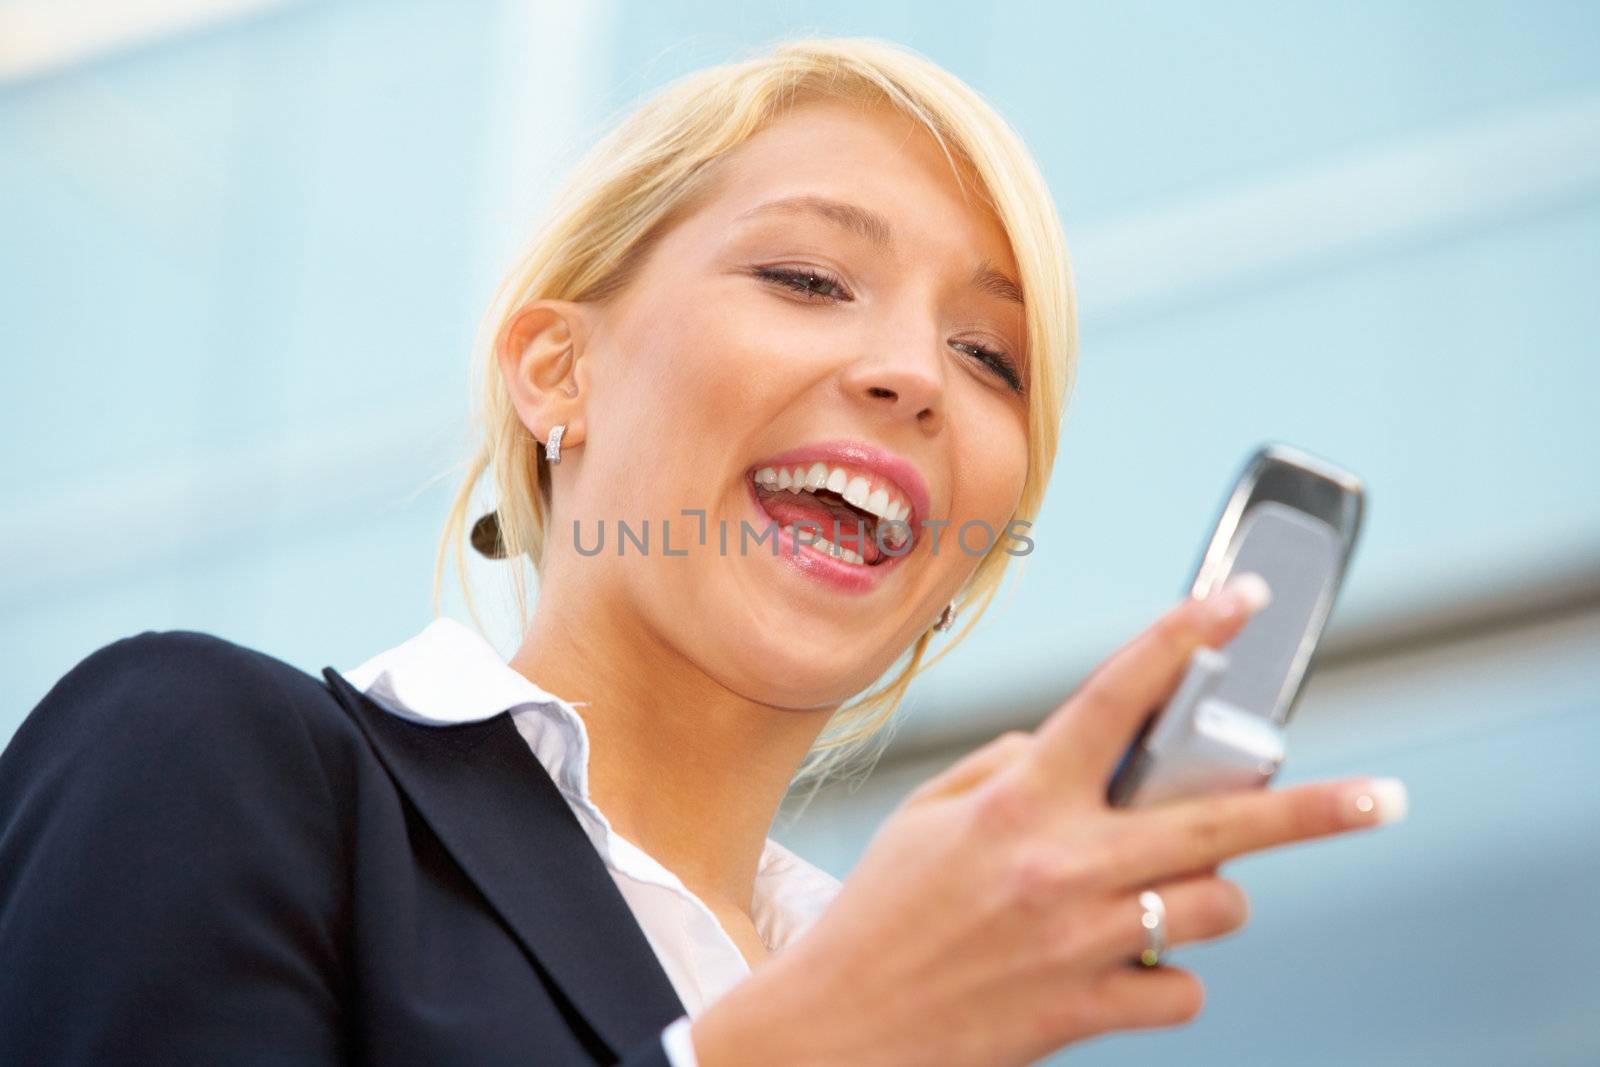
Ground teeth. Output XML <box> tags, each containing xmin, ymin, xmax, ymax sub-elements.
<box><xmin>841</xmin><ymin>475</ymin><xmax>871</xmax><ymax>510</ymax></box>
<box><xmin>752</xmin><ymin>462</ymin><xmax>916</xmax><ymax>528</ymax></box>
<box><xmin>786</xmin><ymin>525</ymin><xmax>865</xmax><ymax>565</ymax></box>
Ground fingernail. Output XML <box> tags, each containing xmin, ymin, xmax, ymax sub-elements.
<box><xmin>1209</xmin><ymin>572</ymin><xmax>1272</xmax><ymax>617</ymax></box>
<box><xmin>1345</xmin><ymin>777</ymin><xmax>1408</xmax><ymax>826</ymax></box>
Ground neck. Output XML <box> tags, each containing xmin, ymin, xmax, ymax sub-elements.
<box><xmin>509</xmin><ymin>575</ymin><xmax>834</xmax><ymax>916</ymax></box>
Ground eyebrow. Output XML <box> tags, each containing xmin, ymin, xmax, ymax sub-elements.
<box><xmin>733</xmin><ymin>195</ymin><xmax>1025</xmax><ymax>307</ymax></box>
<box><xmin>969</xmin><ymin>258</ymin><xmax>1025</xmax><ymax>306</ymax></box>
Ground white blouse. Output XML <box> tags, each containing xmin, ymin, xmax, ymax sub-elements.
<box><xmin>341</xmin><ymin>617</ymin><xmax>843</xmax><ymax>1067</ymax></box>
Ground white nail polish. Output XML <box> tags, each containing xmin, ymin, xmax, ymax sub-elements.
<box><xmin>1356</xmin><ymin>777</ymin><xmax>1409</xmax><ymax>825</ymax></box>
<box><xmin>1221</xmin><ymin>572</ymin><xmax>1272</xmax><ymax>613</ymax></box>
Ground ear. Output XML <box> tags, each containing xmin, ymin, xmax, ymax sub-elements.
<box><xmin>495</xmin><ymin>300</ymin><xmax>592</xmax><ymax>456</ymax></box>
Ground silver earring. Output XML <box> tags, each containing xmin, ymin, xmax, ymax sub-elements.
<box><xmin>544</xmin><ymin>424</ymin><xmax>565</xmax><ymax>465</ymax></box>
<box><xmin>934</xmin><ymin>602</ymin><xmax>956</xmax><ymax>632</ymax></box>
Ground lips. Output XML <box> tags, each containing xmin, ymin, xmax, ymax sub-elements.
<box><xmin>742</xmin><ymin>439</ymin><xmax>931</xmax><ymax>591</ymax></box>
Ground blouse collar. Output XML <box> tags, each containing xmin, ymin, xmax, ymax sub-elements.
<box><xmin>340</xmin><ymin>616</ymin><xmax>841</xmax><ymax>949</ymax></box>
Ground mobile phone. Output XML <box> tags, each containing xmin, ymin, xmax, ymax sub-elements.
<box><xmin>1106</xmin><ymin>443</ymin><xmax>1365</xmax><ymax>808</ymax></box>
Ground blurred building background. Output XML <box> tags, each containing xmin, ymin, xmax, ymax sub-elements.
<box><xmin>2</xmin><ymin>1</ymin><xmax>1596</xmax><ymax>1063</ymax></box>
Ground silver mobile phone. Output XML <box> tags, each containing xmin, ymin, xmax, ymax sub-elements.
<box><xmin>1106</xmin><ymin>443</ymin><xmax>1365</xmax><ymax>807</ymax></box>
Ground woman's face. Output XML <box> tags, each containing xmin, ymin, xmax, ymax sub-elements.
<box><xmin>545</xmin><ymin>99</ymin><xmax>1029</xmax><ymax>709</ymax></box>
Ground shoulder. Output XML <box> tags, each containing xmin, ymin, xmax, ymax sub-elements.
<box><xmin>4</xmin><ymin>629</ymin><xmax>368</xmax><ymax>809</ymax></box>
<box><xmin>49</xmin><ymin>627</ymin><xmax>343</xmax><ymax>711</ymax></box>
<box><xmin>0</xmin><ymin>633</ymin><xmax>364</xmax><ymax>1062</ymax></box>
<box><xmin>28</xmin><ymin>628</ymin><xmax>357</xmax><ymax>743</ymax></box>
<box><xmin>1</xmin><ymin>629</ymin><xmax>376</xmax><ymax>924</ymax></box>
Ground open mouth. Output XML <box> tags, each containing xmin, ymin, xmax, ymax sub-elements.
<box><xmin>747</xmin><ymin>461</ymin><xmax>916</xmax><ymax>567</ymax></box>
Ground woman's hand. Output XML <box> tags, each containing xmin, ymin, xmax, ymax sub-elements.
<box><xmin>690</xmin><ymin>576</ymin><xmax>1406</xmax><ymax>1067</ymax></box>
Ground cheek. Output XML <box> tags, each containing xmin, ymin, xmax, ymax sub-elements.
<box><xmin>586</xmin><ymin>298</ymin><xmax>786</xmax><ymax>515</ymax></box>
<box><xmin>636</xmin><ymin>291</ymin><xmax>792</xmax><ymax>408</ymax></box>
<box><xmin>952</xmin><ymin>405</ymin><xmax>1030</xmax><ymax>525</ymax></box>
<box><xmin>622</xmin><ymin>289</ymin><xmax>826</xmax><ymax>457</ymax></box>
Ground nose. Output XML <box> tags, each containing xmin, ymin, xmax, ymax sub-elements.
<box><xmin>839</xmin><ymin>341</ymin><xmax>947</xmax><ymax>435</ymax></box>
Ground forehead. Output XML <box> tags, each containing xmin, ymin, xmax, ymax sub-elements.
<box><xmin>686</xmin><ymin>100</ymin><xmax>1017</xmax><ymax>272</ymax></box>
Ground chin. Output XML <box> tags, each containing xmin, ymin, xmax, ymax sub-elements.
<box><xmin>704</xmin><ymin>615</ymin><xmax>889</xmax><ymax>710</ymax></box>
<box><xmin>665</xmin><ymin>536</ymin><xmax>915</xmax><ymax>707</ymax></box>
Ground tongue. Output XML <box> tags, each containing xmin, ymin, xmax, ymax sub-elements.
<box><xmin>756</xmin><ymin>487</ymin><xmax>881</xmax><ymax>564</ymax></box>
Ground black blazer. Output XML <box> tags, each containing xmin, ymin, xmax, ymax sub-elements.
<box><xmin>0</xmin><ymin>629</ymin><xmax>691</xmax><ymax>1065</ymax></box>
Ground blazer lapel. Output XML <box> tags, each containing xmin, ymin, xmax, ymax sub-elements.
<box><xmin>320</xmin><ymin>666</ymin><xmax>688</xmax><ymax>1056</ymax></box>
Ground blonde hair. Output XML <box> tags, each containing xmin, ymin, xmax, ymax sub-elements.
<box><xmin>433</xmin><ymin>35</ymin><xmax>1078</xmax><ymax>787</ymax></box>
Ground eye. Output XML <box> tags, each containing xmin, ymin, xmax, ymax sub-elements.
<box><xmin>954</xmin><ymin>341</ymin><xmax>1024</xmax><ymax>394</ymax></box>
<box><xmin>754</xmin><ymin>266</ymin><xmax>851</xmax><ymax>302</ymax></box>
<box><xmin>755</xmin><ymin>265</ymin><xmax>1024</xmax><ymax>393</ymax></box>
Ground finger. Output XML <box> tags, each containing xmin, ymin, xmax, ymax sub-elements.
<box><xmin>1086</xmin><ymin>965</ymin><xmax>1205</xmax><ymax>1032</ymax></box>
<box><xmin>1084</xmin><ymin>874</ymin><xmax>1249</xmax><ymax>966</ymax></box>
<box><xmin>907</xmin><ymin>730</ymin><xmax>1034</xmax><ymax>804</ymax></box>
<box><xmin>1032</xmin><ymin>573</ymin><xmax>1272</xmax><ymax>785</ymax></box>
<box><xmin>1107</xmin><ymin>776</ymin><xmax>1409</xmax><ymax>890</ymax></box>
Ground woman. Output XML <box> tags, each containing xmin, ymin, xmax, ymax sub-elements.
<box><xmin>0</xmin><ymin>36</ymin><xmax>1403</xmax><ymax>1066</ymax></box>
